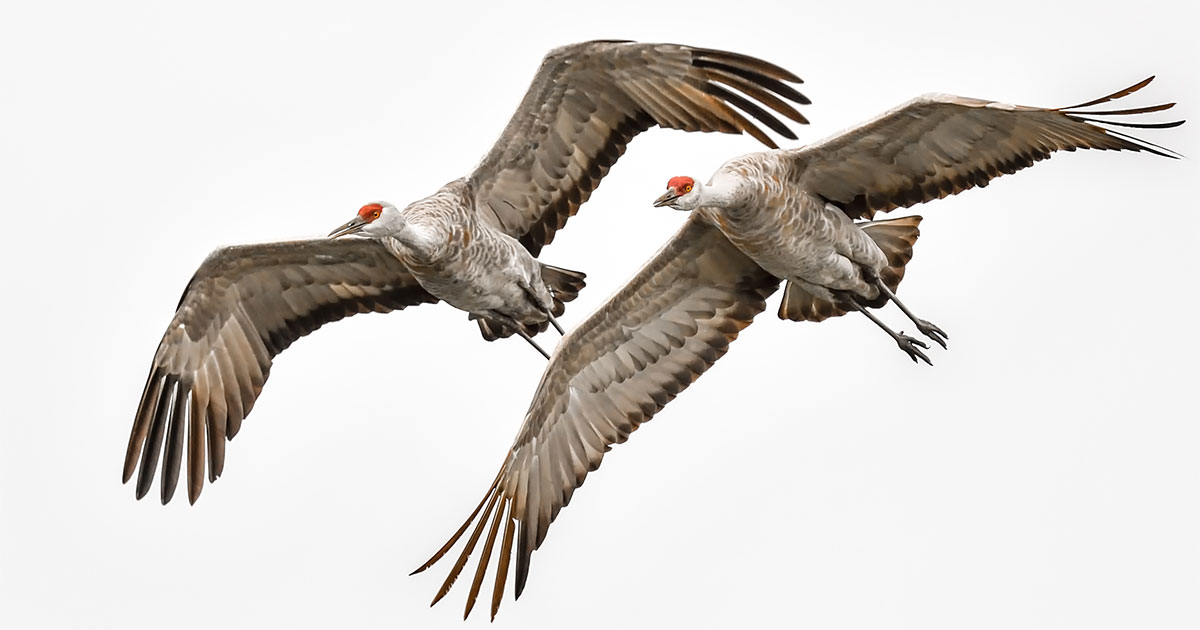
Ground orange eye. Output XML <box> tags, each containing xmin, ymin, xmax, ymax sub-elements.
<box><xmin>371</xmin><ymin>210</ymin><xmax>381</xmax><ymax>220</ymax></box>
<box><xmin>684</xmin><ymin>184</ymin><xmax>693</xmax><ymax>193</ymax></box>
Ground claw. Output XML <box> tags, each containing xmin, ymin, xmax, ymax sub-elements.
<box><xmin>916</xmin><ymin>319</ymin><xmax>949</xmax><ymax>349</ymax></box>
<box><xmin>897</xmin><ymin>333</ymin><xmax>932</xmax><ymax>365</ymax></box>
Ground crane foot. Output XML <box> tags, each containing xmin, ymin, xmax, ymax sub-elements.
<box><xmin>915</xmin><ymin>319</ymin><xmax>948</xmax><ymax>349</ymax></box>
<box><xmin>896</xmin><ymin>333</ymin><xmax>932</xmax><ymax>365</ymax></box>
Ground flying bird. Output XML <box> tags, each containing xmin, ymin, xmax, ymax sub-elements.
<box><xmin>328</xmin><ymin>201</ymin><xmax>582</xmax><ymax>359</ymax></box>
<box><xmin>123</xmin><ymin>40</ymin><xmax>811</xmax><ymax>506</ymax></box>
<box><xmin>414</xmin><ymin>77</ymin><xmax>1182</xmax><ymax>619</ymax></box>
<box><xmin>653</xmin><ymin>76</ymin><xmax>1182</xmax><ymax>364</ymax></box>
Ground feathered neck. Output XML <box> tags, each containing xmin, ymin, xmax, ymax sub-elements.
<box><xmin>694</xmin><ymin>175</ymin><xmax>749</xmax><ymax>210</ymax></box>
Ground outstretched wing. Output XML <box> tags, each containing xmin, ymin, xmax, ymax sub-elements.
<box><xmin>472</xmin><ymin>40</ymin><xmax>810</xmax><ymax>255</ymax></box>
<box><xmin>412</xmin><ymin>215</ymin><xmax>781</xmax><ymax>620</ymax></box>
<box><xmin>787</xmin><ymin>76</ymin><xmax>1182</xmax><ymax>220</ymax></box>
<box><xmin>123</xmin><ymin>238</ymin><xmax>437</xmax><ymax>505</ymax></box>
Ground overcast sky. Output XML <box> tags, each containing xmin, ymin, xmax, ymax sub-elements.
<box><xmin>2</xmin><ymin>1</ymin><xmax>1197</xmax><ymax>628</ymax></box>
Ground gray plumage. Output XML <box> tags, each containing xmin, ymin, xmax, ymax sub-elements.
<box><xmin>124</xmin><ymin>40</ymin><xmax>810</xmax><ymax>505</ymax></box>
<box><xmin>667</xmin><ymin>76</ymin><xmax>1182</xmax><ymax>361</ymax></box>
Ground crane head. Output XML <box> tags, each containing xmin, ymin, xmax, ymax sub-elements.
<box><xmin>329</xmin><ymin>202</ymin><xmax>393</xmax><ymax>238</ymax></box>
<box><xmin>653</xmin><ymin>176</ymin><xmax>696</xmax><ymax>210</ymax></box>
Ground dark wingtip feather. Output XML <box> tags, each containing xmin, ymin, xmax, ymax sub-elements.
<box><xmin>692</xmin><ymin>58</ymin><xmax>812</xmax><ymax>115</ymax></box>
<box><xmin>692</xmin><ymin>46</ymin><xmax>805</xmax><ymax>83</ymax></box>
<box><xmin>135</xmin><ymin>374</ymin><xmax>177</xmax><ymax>501</ymax></box>
<box><xmin>704</xmin><ymin>82</ymin><xmax>800</xmax><ymax>141</ymax></box>
<box><xmin>160</xmin><ymin>380</ymin><xmax>188</xmax><ymax>505</ymax></box>
<box><xmin>125</xmin><ymin>368</ymin><xmax>165</xmax><ymax>484</ymax></box>
<box><xmin>1058</xmin><ymin>76</ymin><xmax>1155</xmax><ymax>110</ymax></box>
<box><xmin>514</xmin><ymin>528</ymin><xmax>530</xmax><ymax>601</ymax></box>
<box><xmin>1063</xmin><ymin>102</ymin><xmax>1175</xmax><ymax>117</ymax></box>
<box><xmin>1100</xmin><ymin>126</ymin><xmax>1184</xmax><ymax>159</ymax></box>
<box><xmin>1072</xmin><ymin>116</ymin><xmax>1185</xmax><ymax>130</ymax></box>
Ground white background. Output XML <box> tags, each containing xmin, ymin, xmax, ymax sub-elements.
<box><xmin>2</xmin><ymin>1</ymin><xmax>1197</xmax><ymax>628</ymax></box>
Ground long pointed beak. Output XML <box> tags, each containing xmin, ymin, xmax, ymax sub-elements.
<box><xmin>653</xmin><ymin>190</ymin><xmax>680</xmax><ymax>208</ymax></box>
<box><xmin>328</xmin><ymin>217</ymin><xmax>367</xmax><ymax>238</ymax></box>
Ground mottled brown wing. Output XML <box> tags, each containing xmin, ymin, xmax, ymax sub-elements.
<box><xmin>123</xmin><ymin>238</ymin><xmax>437</xmax><ymax>505</ymax></box>
<box><xmin>471</xmin><ymin>40</ymin><xmax>810</xmax><ymax>255</ymax></box>
<box><xmin>788</xmin><ymin>77</ymin><xmax>1182</xmax><ymax>220</ymax></box>
<box><xmin>411</xmin><ymin>215</ymin><xmax>781</xmax><ymax>620</ymax></box>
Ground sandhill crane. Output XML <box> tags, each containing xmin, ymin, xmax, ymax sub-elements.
<box><xmin>653</xmin><ymin>77</ymin><xmax>1182</xmax><ymax>364</ymax></box>
<box><xmin>413</xmin><ymin>78</ymin><xmax>1181</xmax><ymax>619</ymax></box>
<box><xmin>328</xmin><ymin>201</ymin><xmax>581</xmax><ymax>359</ymax></box>
<box><xmin>122</xmin><ymin>40</ymin><xmax>811</xmax><ymax>506</ymax></box>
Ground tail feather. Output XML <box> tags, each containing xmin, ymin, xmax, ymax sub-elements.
<box><xmin>475</xmin><ymin>264</ymin><xmax>587</xmax><ymax>341</ymax></box>
<box><xmin>540</xmin><ymin>264</ymin><xmax>587</xmax><ymax>316</ymax></box>
<box><xmin>778</xmin><ymin>215</ymin><xmax>922</xmax><ymax>322</ymax></box>
<box><xmin>475</xmin><ymin>317</ymin><xmax>507</xmax><ymax>342</ymax></box>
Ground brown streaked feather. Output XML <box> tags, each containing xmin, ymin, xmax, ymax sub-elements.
<box><xmin>186</xmin><ymin>383</ymin><xmax>205</xmax><ymax>502</ymax></box>
<box><xmin>471</xmin><ymin>41</ymin><xmax>809</xmax><ymax>255</ymax></box>
<box><xmin>124</xmin><ymin>238</ymin><xmax>437</xmax><ymax>504</ymax></box>
<box><xmin>464</xmin><ymin>484</ymin><xmax>508</xmax><ymax>620</ymax></box>
<box><xmin>789</xmin><ymin>77</ymin><xmax>1181</xmax><ymax>220</ymax></box>
<box><xmin>414</xmin><ymin>215</ymin><xmax>781</xmax><ymax>618</ymax></box>
<box><xmin>491</xmin><ymin>504</ymin><xmax>515</xmax><ymax>621</ymax></box>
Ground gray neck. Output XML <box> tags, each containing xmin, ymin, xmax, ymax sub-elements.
<box><xmin>701</xmin><ymin>175</ymin><xmax>750</xmax><ymax>211</ymax></box>
<box><xmin>383</xmin><ymin>214</ymin><xmax>443</xmax><ymax>263</ymax></box>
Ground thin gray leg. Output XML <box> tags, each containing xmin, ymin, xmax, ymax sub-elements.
<box><xmin>519</xmin><ymin>279</ymin><xmax>565</xmax><ymax>336</ymax></box>
<box><xmin>488</xmin><ymin>309</ymin><xmax>551</xmax><ymax>360</ymax></box>
<box><xmin>546</xmin><ymin>313</ymin><xmax>565</xmax><ymax>336</ymax></box>
<box><xmin>846</xmin><ymin>299</ymin><xmax>932</xmax><ymax>366</ymax></box>
<box><xmin>874</xmin><ymin>280</ymin><xmax>949</xmax><ymax>349</ymax></box>
<box><xmin>515</xmin><ymin>328</ymin><xmax>551</xmax><ymax>360</ymax></box>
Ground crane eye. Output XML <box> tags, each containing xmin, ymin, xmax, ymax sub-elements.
<box><xmin>684</xmin><ymin>184</ymin><xmax>693</xmax><ymax>193</ymax></box>
<box><xmin>371</xmin><ymin>210</ymin><xmax>381</xmax><ymax>220</ymax></box>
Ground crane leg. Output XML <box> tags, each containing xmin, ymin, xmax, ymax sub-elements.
<box><xmin>515</xmin><ymin>329</ymin><xmax>551</xmax><ymax>360</ymax></box>
<box><xmin>873</xmin><ymin>280</ymin><xmax>948</xmax><ymax>349</ymax></box>
<box><xmin>487</xmin><ymin>309</ymin><xmax>551</xmax><ymax>360</ymax></box>
<box><xmin>845</xmin><ymin>299</ymin><xmax>932</xmax><ymax>365</ymax></box>
<box><xmin>545</xmin><ymin>312</ymin><xmax>565</xmax><ymax>336</ymax></box>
